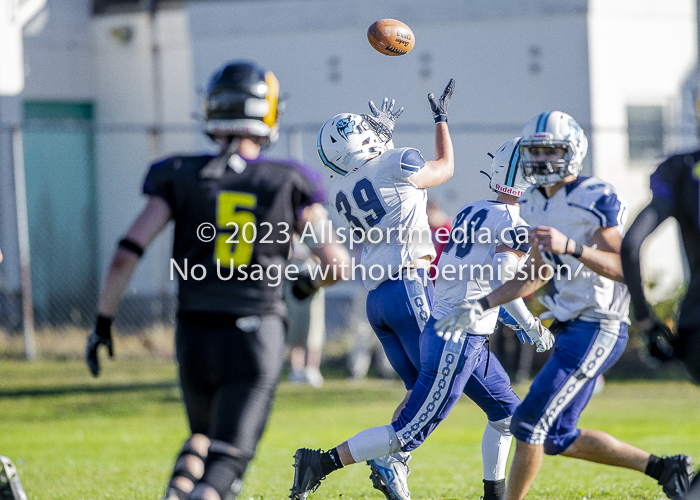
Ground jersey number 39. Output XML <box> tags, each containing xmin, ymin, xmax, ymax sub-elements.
<box><xmin>335</xmin><ymin>178</ymin><xmax>386</xmax><ymax>232</ymax></box>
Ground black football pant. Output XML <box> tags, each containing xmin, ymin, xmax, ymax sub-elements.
<box><xmin>175</xmin><ymin>312</ymin><xmax>286</xmax><ymax>486</ymax></box>
<box><xmin>677</xmin><ymin>327</ymin><xmax>700</xmax><ymax>385</ymax></box>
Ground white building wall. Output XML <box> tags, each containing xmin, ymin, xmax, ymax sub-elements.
<box><xmin>588</xmin><ymin>0</ymin><xmax>696</xmax><ymax>298</ymax></box>
<box><xmin>92</xmin><ymin>8</ymin><xmax>194</xmax><ymax>296</ymax></box>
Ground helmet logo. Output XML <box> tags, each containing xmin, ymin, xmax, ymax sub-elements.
<box><xmin>568</xmin><ymin>118</ymin><xmax>582</xmax><ymax>143</ymax></box>
<box><xmin>336</xmin><ymin>117</ymin><xmax>356</xmax><ymax>140</ymax></box>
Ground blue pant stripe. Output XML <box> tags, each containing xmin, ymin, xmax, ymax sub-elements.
<box><xmin>394</xmin><ymin>333</ymin><xmax>467</xmax><ymax>446</ymax></box>
<box><xmin>528</xmin><ymin>325</ymin><xmax>620</xmax><ymax>445</ymax></box>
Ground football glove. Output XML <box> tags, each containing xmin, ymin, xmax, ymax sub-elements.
<box><xmin>537</xmin><ymin>295</ymin><xmax>556</xmax><ymax>321</ymax></box>
<box><xmin>497</xmin><ymin>308</ymin><xmax>533</xmax><ymax>345</ymax></box>
<box><xmin>86</xmin><ymin>315</ymin><xmax>114</xmax><ymax>377</ymax></box>
<box><xmin>435</xmin><ymin>300</ymin><xmax>483</xmax><ymax>342</ymax></box>
<box><xmin>290</xmin><ymin>270</ymin><xmax>321</xmax><ymax>301</ymax></box>
<box><xmin>642</xmin><ymin>317</ymin><xmax>678</xmax><ymax>363</ymax></box>
<box><xmin>427</xmin><ymin>79</ymin><xmax>455</xmax><ymax>124</ymax></box>
<box><xmin>366</xmin><ymin>98</ymin><xmax>404</xmax><ymax>142</ymax></box>
<box><xmin>525</xmin><ymin>317</ymin><xmax>555</xmax><ymax>353</ymax></box>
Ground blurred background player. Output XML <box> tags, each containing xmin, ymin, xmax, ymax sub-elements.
<box><xmin>620</xmin><ymin>149</ymin><xmax>700</xmax><ymax>497</ymax></box>
<box><xmin>621</xmin><ymin>149</ymin><xmax>700</xmax><ymax>385</ymax></box>
<box><xmin>290</xmin><ymin>137</ymin><xmax>553</xmax><ymax>500</ymax></box>
<box><xmin>313</xmin><ymin>81</ymin><xmax>455</xmax><ymax>500</ymax></box>
<box><xmin>435</xmin><ymin>111</ymin><xmax>694</xmax><ymax>500</ymax></box>
<box><xmin>285</xmin><ymin>235</ymin><xmax>327</xmax><ymax>388</ymax></box>
<box><xmin>427</xmin><ymin>200</ymin><xmax>452</xmax><ymax>264</ymax></box>
<box><xmin>84</xmin><ymin>60</ymin><xmax>349</xmax><ymax>500</ymax></box>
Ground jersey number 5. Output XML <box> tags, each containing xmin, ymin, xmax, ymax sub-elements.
<box><xmin>215</xmin><ymin>191</ymin><xmax>257</xmax><ymax>268</ymax></box>
<box><xmin>335</xmin><ymin>178</ymin><xmax>386</xmax><ymax>232</ymax></box>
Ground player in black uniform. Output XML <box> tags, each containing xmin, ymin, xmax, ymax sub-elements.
<box><xmin>621</xmin><ymin>150</ymin><xmax>700</xmax><ymax>384</ymax></box>
<box><xmin>85</xmin><ymin>61</ymin><xmax>349</xmax><ymax>500</ymax></box>
<box><xmin>621</xmin><ymin>151</ymin><xmax>700</xmax><ymax>499</ymax></box>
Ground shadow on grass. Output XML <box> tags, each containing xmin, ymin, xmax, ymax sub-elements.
<box><xmin>0</xmin><ymin>380</ymin><xmax>179</xmax><ymax>398</ymax></box>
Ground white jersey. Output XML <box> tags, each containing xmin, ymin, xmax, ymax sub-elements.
<box><xmin>328</xmin><ymin>147</ymin><xmax>436</xmax><ymax>291</ymax></box>
<box><xmin>518</xmin><ymin>176</ymin><xmax>630</xmax><ymax>324</ymax></box>
<box><xmin>432</xmin><ymin>199</ymin><xmax>530</xmax><ymax>335</ymax></box>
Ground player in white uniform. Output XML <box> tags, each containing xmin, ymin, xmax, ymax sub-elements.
<box><xmin>435</xmin><ymin>111</ymin><xmax>694</xmax><ymax>500</ymax></box>
<box><xmin>313</xmin><ymin>81</ymin><xmax>454</xmax><ymax>500</ymax></box>
<box><xmin>290</xmin><ymin>137</ymin><xmax>553</xmax><ymax>500</ymax></box>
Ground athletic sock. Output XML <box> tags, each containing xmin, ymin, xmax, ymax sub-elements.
<box><xmin>645</xmin><ymin>454</ymin><xmax>664</xmax><ymax>481</ymax></box>
<box><xmin>483</xmin><ymin>478</ymin><xmax>506</xmax><ymax>500</ymax></box>
<box><xmin>320</xmin><ymin>448</ymin><xmax>344</xmax><ymax>476</ymax></box>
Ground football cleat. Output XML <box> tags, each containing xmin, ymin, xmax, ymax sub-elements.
<box><xmin>290</xmin><ymin>448</ymin><xmax>326</xmax><ymax>500</ymax></box>
<box><xmin>658</xmin><ymin>454</ymin><xmax>694</xmax><ymax>500</ymax></box>
<box><xmin>0</xmin><ymin>456</ymin><xmax>28</xmax><ymax>500</ymax></box>
<box><xmin>367</xmin><ymin>452</ymin><xmax>412</xmax><ymax>500</ymax></box>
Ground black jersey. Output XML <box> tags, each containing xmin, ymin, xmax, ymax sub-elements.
<box><xmin>143</xmin><ymin>152</ymin><xmax>324</xmax><ymax>316</ymax></box>
<box><xmin>650</xmin><ymin>150</ymin><xmax>700</xmax><ymax>328</ymax></box>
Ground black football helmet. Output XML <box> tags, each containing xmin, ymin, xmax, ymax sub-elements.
<box><xmin>204</xmin><ymin>61</ymin><xmax>280</xmax><ymax>144</ymax></box>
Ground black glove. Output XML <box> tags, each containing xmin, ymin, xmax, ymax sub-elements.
<box><xmin>427</xmin><ymin>78</ymin><xmax>455</xmax><ymax>123</ymax></box>
<box><xmin>291</xmin><ymin>271</ymin><xmax>321</xmax><ymax>300</ymax></box>
<box><xmin>642</xmin><ymin>317</ymin><xmax>678</xmax><ymax>363</ymax></box>
<box><xmin>86</xmin><ymin>315</ymin><xmax>114</xmax><ymax>377</ymax></box>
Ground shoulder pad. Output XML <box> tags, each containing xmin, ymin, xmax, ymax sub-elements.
<box><xmin>566</xmin><ymin>177</ymin><xmax>626</xmax><ymax>227</ymax></box>
<box><xmin>263</xmin><ymin>157</ymin><xmax>326</xmax><ymax>204</ymax></box>
<box><xmin>380</xmin><ymin>147</ymin><xmax>425</xmax><ymax>174</ymax></box>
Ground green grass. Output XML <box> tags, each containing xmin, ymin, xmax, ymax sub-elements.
<box><xmin>0</xmin><ymin>359</ymin><xmax>698</xmax><ymax>499</ymax></box>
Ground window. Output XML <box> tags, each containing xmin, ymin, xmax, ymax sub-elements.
<box><xmin>627</xmin><ymin>105</ymin><xmax>664</xmax><ymax>161</ymax></box>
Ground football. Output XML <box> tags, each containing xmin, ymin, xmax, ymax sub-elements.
<box><xmin>367</xmin><ymin>19</ymin><xmax>415</xmax><ymax>56</ymax></box>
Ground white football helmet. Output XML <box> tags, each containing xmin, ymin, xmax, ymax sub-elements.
<box><xmin>519</xmin><ymin>111</ymin><xmax>588</xmax><ymax>187</ymax></box>
<box><xmin>317</xmin><ymin>113</ymin><xmax>389</xmax><ymax>175</ymax></box>
<box><xmin>488</xmin><ymin>137</ymin><xmax>533</xmax><ymax>197</ymax></box>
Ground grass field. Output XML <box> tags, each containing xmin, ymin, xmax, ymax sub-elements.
<box><xmin>0</xmin><ymin>358</ymin><xmax>698</xmax><ymax>500</ymax></box>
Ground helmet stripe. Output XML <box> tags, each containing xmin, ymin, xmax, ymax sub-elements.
<box><xmin>505</xmin><ymin>143</ymin><xmax>520</xmax><ymax>187</ymax></box>
<box><xmin>536</xmin><ymin>111</ymin><xmax>551</xmax><ymax>133</ymax></box>
<box><xmin>263</xmin><ymin>71</ymin><xmax>279</xmax><ymax>128</ymax></box>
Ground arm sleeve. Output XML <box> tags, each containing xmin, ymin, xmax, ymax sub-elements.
<box><xmin>620</xmin><ymin>197</ymin><xmax>674</xmax><ymax>321</ymax></box>
<box><xmin>490</xmin><ymin>251</ymin><xmax>536</xmax><ymax>329</ymax></box>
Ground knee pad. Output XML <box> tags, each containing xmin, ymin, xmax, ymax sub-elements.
<box><xmin>543</xmin><ymin>429</ymin><xmax>580</xmax><ymax>456</ymax></box>
<box><xmin>488</xmin><ymin>416</ymin><xmax>512</xmax><ymax>437</ymax></box>
<box><xmin>198</xmin><ymin>440</ymin><xmax>250</xmax><ymax>500</ymax></box>
<box><xmin>165</xmin><ymin>434</ymin><xmax>211</xmax><ymax>497</ymax></box>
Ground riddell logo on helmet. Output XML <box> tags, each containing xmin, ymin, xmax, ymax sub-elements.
<box><xmin>495</xmin><ymin>183</ymin><xmax>523</xmax><ymax>196</ymax></box>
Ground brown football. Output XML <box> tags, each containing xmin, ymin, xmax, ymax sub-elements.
<box><xmin>367</xmin><ymin>19</ymin><xmax>415</xmax><ymax>56</ymax></box>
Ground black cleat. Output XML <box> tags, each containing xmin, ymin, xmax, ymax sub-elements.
<box><xmin>658</xmin><ymin>454</ymin><xmax>694</xmax><ymax>500</ymax></box>
<box><xmin>290</xmin><ymin>448</ymin><xmax>326</xmax><ymax>500</ymax></box>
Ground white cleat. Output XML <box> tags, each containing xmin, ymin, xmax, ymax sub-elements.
<box><xmin>367</xmin><ymin>452</ymin><xmax>412</xmax><ymax>500</ymax></box>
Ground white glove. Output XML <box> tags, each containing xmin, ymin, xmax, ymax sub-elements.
<box><xmin>435</xmin><ymin>301</ymin><xmax>484</xmax><ymax>343</ymax></box>
<box><xmin>524</xmin><ymin>317</ymin><xmax>555</xmax><ymax>352</ymax></box>
<box><xmin>537</xmin><ymin>295</ymin><xmax>556</xmax><ymax>321</ymax></box>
